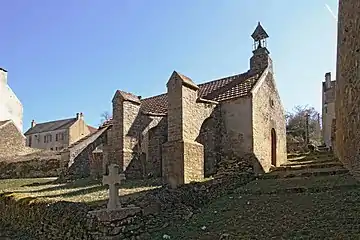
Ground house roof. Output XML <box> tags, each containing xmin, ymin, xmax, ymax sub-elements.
<box><xmin>87</xmin><ymin>125</ymin><xmax>97</xmax><ymax>134</ymax></box>
<box><xmin>140</xmin><ymin>70</ymin><xmax>260</xmax><ymax>114</ymax></box>
<box><xmin>24</xmin><ymin>118</ymin><xmax>77</xmax><ymax>135</ymax></box>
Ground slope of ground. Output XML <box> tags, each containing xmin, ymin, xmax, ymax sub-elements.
<box><xmin>154</xmin><ymin>151</ymin><xmax>360</xmax><ymax>239</ymax></box>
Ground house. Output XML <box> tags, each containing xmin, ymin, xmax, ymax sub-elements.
<box><xmin>0</xmin><ymin>68</ymin><xmax>23</xmax><ymax>132</ymax></box>
<box><xmin>24</xmin><ymin>113</ymin><xmax>96</xmax><ymax>151</ymax></box>
<box><xmin>321</xmin><ymin>72</ymin><xmax>336</xmax><ymax>149</ymax></box>
<box><xmin>104</xmin><ymin>22</ymin><xmax>287</xmax><ymax>187</ymax></box>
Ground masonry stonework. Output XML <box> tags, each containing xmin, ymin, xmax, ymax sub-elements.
<box><xmin>252</xmin><ymin>70</ymin><xmax>287</xmax><ymax>172</ymax></box>
<box><xmin>0</xmin><ymin>121</ymin><xmax>25</xmax><ymax>157</ymax></box>
<box><xmin>335</xmin><ymin>0</ymin><xmax>360</xmax><ymax>177</ymax></box>
<box><xmin>162</xmin><ymin>72</ymin><xmax>217</xmax><ymax>187</ymax></box>
<box><xmin>105</xmin><ymin>22</ymin><xmax>287</xmax><ymax>185</ymax></box>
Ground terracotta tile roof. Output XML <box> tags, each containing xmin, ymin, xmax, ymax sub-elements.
<box><xmin>24</xmin><ymin>118</ymin><xmax>77</xmax><ymax>135</ymax></box>
<box><xmin>87</xmin><ymin>125</ymin><xmax>97</xmax><ymax>134</ymax></box>
<box><xmin>141</xmin><ymin>94</ymin><xmax>168</xmax><ymax>114</ymax></box>
<box><xmin>213</xmin><ymin>75</ymin><xmax>259</xmax><ymax>101</ymax></box>
<box><xmin>99</xmin><ymin>118</ymin><xmax>113</xmax><ymax>129</ymax></box>
<box><xmin>139</xmin><ymin>70</ymin><xmax>260</xmax><ymax>114</ymax></box>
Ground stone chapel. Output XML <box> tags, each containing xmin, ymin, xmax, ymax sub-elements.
<box><xmin>104</xmin><ymin>22</ymin><xmax>287</xmax><ymax>187</ymax></box>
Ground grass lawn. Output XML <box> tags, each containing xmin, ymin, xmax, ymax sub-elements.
<box><xmin>0</xmin><ymin>177</ymin><xmax>161</xmax><ymax>206</ymax></box>
<box><xmin>152</xmin><ymin>174</ymin><xmax>360</xmax><ymax>240</ymax></box>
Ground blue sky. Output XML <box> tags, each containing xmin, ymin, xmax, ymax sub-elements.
<box><xmin>1</xmin><ymin>0</ymin><xmax>338</xmax><ymax>131</ymax></box>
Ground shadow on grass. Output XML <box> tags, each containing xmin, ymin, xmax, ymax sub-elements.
<box><xmin>44</xmin><ymin>185</ymin><xmax>106</xmax><ymax>199</ymax></box>
<box><xmin>21</xmin><ymin>178</ymin><xmax>101</xmax><ymax>193</ymax></box>
<box><xmin>17</xmin><ymin>177</ymin><xmax>162</xmax><ymax>195</ymax></box>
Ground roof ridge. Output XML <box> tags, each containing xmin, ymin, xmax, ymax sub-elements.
<box><xmin>34</xmin><ymin>117</ymin><xmax>76</xmax><ymax>126</ymax></box>
<box><xmin>140</xmin><ymin>93</ymin><xmax>167</xmax><ymax>101</ymax></box>
<box><xmin>198</xmin><ymin>71</ymin><xmax>248</xmax><ymax>87</ymax></box>
<box><xmin>140</xmin><ymin>71</ymin><xmax>249</xmax><ymax>102</ymax></box>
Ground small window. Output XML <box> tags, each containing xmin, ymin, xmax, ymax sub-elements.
<box><xmin>269</xmin><ymin>98</ymin><xmax>274</xmax><ymax>108</ymax></box>
<box><xmin>44</xmin><ymin>134</ymin><xmax>52</xmax><ymax>143</ymax></box>
<box><xmin>28</xmin><ymin>136</ymin><xmax>32</xmax><ymax>147</ymax></box>
<box><xmin>325</xmin><ymin>106</ymin><xmax>328</xmax><ymax>113</ymax></box>
<box><xmin>50</xmin><ymin>148</ymin><xmax>53</xmax><ymax>150</ymax></box>
<box><xmin>56</xmin><ymin>134</ymin><xmax>58</xmax><ymax>141</ymax></box>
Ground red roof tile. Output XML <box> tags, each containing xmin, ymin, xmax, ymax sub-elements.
<box><xmin>87</xmin><ymin>125</ymin><xmax>97</xmax><ymax>134</ymax></box>
<box><xmin>139</xmin><ymin>70</ymin><xmax>260</xmax><ymax>114</ymax></box>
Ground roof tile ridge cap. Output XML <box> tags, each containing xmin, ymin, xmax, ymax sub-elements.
<box><xmin>197</xmin><ymin>71</ymin><xmax>247</xmax><ymax>87</ymax></box>
<box><xmin>140</xmin><ymin>93</ymin><xmax>167</xmax><ymax>101</ymax></box>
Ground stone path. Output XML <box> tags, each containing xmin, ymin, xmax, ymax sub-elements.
<box><xmin>155</xmin><ymin>150</ymin><xmax>360</xmax><ymax>239</ymax></box>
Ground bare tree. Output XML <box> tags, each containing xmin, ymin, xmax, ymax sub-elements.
<box><xmin>286</xmin><ymin>105</ymin><xmax>321</xmax><ymax>144</ymax></box>
<box><xmin>100</xmin><ymin>111</ymin><xmax>112</xmax><ymax>124</ymax></box>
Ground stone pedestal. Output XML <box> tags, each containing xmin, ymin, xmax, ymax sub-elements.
<box><xmin>162</xmin><ymin>140</ymin><xmax>204</xmax><ymax>188</ymax></box>
<box><xmin>88</xmin><ymin>207</ymin><xmax>141</xmax><ymax>222</ymax></box>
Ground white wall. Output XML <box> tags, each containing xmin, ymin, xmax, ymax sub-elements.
<box><xmin>0</xmin><ymin>69</ymin><xmax>23</xmax><ymax>132</ymax></box>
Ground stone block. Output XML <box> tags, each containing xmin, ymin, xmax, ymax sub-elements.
<box><xmin>162</xmin><ymin>140</ymin><xmax>204</xmax><ymax>187</ymax></box>
<box><xmin>88</xmin><ymin>207</ymin><xmax>141</xmax><ymax>222</ymax></box>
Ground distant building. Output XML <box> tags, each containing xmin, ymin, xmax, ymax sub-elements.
<box><xmin>321</xmin><ymin>72</ymin><xmax>336</xmax><ymax>148</ymax></box>
<box><xmin>0</xmin><ymin>68</ymin><xmax>23</xmax><ymax>132</ymax></box>
<box><xmin>24</xmin><ymin>113</ymin><xmax>96</xmax><ymax>151</ymax></box>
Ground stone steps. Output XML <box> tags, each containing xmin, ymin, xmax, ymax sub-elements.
<box><xmin>261</xmin><ymin>166</ymin><xmax>349</xmax><ymax>179</ymax></box>
<box><xmin>237</xmin><ymin>174</ymin><xmax>359</xmax><ymax>195</ymax></box>
<box><xmin>284</xmin><ymin>158</ymin><xmax>337</xmax><ymax>166</ymax></box>
<box><xmin>239</xmin><ymin>183</ymin><xmax>359</xmax><ymax>196</ymax></box>
<box><xmin>278</xmin><ymin>161</ymin><xmax>343</xmax><ymax>170</ymax></box>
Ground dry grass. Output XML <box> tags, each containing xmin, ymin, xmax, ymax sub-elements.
<box><xmin>0</xmin><ymin>177</ymin><xmax>161</xmax><ymax>205</ymax></box>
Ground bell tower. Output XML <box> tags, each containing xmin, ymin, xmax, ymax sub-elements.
<box><xmin>250</xmin><ymin>22</ymin><xmax>272</xmax><ymax>73</ymax></box>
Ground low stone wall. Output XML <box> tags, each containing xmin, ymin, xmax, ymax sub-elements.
<box><xmin>0</xmin><ymin>153</ymin><xmax>62</xmax><ymax>179</ymax></box>
<box><xmin>0</xmin><ymin>154</ymin><xmax>255</xmax><ymax>239</ymax></box>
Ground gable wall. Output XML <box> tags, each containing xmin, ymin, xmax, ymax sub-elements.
<box><xmin>0</xmin><ymin>121</ymin><xmax>25</xmax><ymax>157</ymax></box>
<box><xmin>69</xmin><ymin>118</ymin><xmax>90</xmax><ymax>145</ymax></box>
<box><xmin>252</xmin><ymin>70</ymin><xmax>286</xmax><ymax>172</ymax></box>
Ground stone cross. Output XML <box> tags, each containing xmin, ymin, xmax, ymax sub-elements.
<box><xmin>102</xmin><ymin>164</ymin><xmax>126</xmax><ymax>210</ymax></box>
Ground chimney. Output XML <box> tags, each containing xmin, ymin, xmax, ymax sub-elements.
<box><xmin>80</xmin><ymin>112</ymin><xmax>84</xmax><ymax>119</ymax></box>
<box><xmin>325</xmin><ymin>72</ymin><xmax>331</xmax><ymax>89</ymax></box>
<box><xmin>31</xmin><ymin>120</ymin><xmax>36</xmax><ymax>128</ymax></box>
<box><xmin>0</xmin><ymin>68</ymin><xmax>8</xmax><ymax>85</ymax></box>
<box><xmin>76</xmin><ymin>113</ymin><xmax>80</xmax><ymax>120</ymax></box>
<box><xmin>137</xmin><ymin>96</ymin><xmax>142</xmax><ymax>100</ymax></box>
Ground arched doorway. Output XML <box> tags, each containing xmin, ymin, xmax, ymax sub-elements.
<box><xmin>271</xmin><ymin>128</ymin><xmax>277</xmax><ymax>166</ymax></box>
